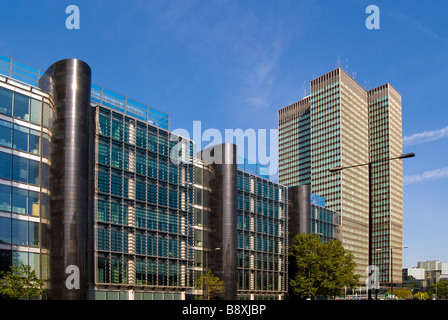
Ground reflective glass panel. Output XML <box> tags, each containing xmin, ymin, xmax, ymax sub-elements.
<box><xmin>13</xmin><ymin>93</ymin><xmax>30</xmax><ymax>121</ymax></box>
<box><xmin>0</xmin><ymin>119</ymin><xmax>12</xmax><ymax>148</ymax></box>
<box><xmin>12</xmin><ymin>219</ymin><xmax>28</xmax><ymax>246</ymax></box>
<box><xmin>12</xmin><ymin>187</ymin><xmax>28</xmax><ymax>214</ymax></box>
<box><xmin>29</xmin><ymin>129</ymin><xmax>40</xmax><ymax>155</ymax></box>
<box><xmin>0</xmin><ymin>151</ymin><xmax>12</xmax><ymax>180</ymax></box>
<box><xmin>30</xmin><ymin>98</ymin><xmax>42</xmax><ymax>125</ymax></box>
<box><xmin>0</xmin><ymin>87</ymin><xmax>13</xmax><ymax>116</ymax></box>
<box><xmin>0</xmin><ymin>184</ymin><xmax>11</xmax><ymax>211</ymax></box>
<box><xmin>0</xmin><ymin>217</ymin><xmax>11</xmax><ymax>244</ymax></box>
<box><xmin>13</xmin><ymin>124</ymin><xmax>29</xmax><ymax>152</ymax></box>
<box><xmin>12</xmin><ymin>155</ymin><xmax>28</xmax><ymax>183</ymax></box>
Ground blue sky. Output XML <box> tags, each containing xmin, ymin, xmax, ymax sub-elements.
<box><xmin>1</xmin><ymin>0</ymin><xmax>447</xmax><ymax>268</ymax></box>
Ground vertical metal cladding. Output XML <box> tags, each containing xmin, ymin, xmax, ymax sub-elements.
<box><xmin>39</xmin><ymin>59</ymin><xmax>92</xmax><ymax>299</ymax></box>
<box><xmin>202</xmin><ymin>143</ymin><xmax>238</xmax><ymax>300</ymax></box>
<box><xmin>288</xmin><ymin>185</ymin><xmax>311</xmax><ymax>244</ymax></box>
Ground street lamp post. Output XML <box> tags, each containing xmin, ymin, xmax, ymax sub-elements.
<box><xmin>376</xmin><ymin>246</ymin><xmax>408</xmax><ymax>299</ymax></box>
<box><xmin>328</xmin><ymin>152</ymin><xmax>415</xmax><ymax>300</ymax></box>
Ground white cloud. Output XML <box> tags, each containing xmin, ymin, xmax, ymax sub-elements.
<box><xmin>404</xmin><ymin>167</ymin><xmax>448</xmax><ymax>185</ymax></box>
<box><xmin>403</xmin><ymin>126</ymin><xmax>448</xmax><ymax>146</ymax></box>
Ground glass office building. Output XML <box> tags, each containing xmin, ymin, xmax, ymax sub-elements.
<box><xmin>236</xmin><ymin>168</ymin><xmax>288</xmax><ymax>300</ymax></box>
<box><xmin>0</xmin><ymin>67</ymin><xmax>54</xmax><ymax>297</ymax></box>
<box><xmin>0</xmin><ymin>54</ymin><xmax>341</xmax><ymax>300</ymax></box>
<box><xmin>279</xmin><ymin>68</ymin><xmax>404</xmax><ymax>285</ymax></box>
<box><xmin>93</xmin><ymin>105</ymin><xmax>195</xmax><ymax>300</ymax></box>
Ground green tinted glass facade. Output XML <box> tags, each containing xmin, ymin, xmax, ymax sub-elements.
<box><xmin>94</xmin><ymin>106</ymin><xmax>194</xmax><ymax>298</ymax></box>
<box><xmin>236</xmin><ymin>170</ymin><xmax>288</xmax><ymax>299</ymax></box>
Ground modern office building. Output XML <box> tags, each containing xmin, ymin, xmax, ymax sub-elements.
<box><xmin>279</xmin><ymin>67</ymin><xmax>404</xmax><ymax>285</ymax></box>
<box><xmin>0</xmin><ymin>53</ymin><xmax>341</xmax><ymax>300</ymax></box>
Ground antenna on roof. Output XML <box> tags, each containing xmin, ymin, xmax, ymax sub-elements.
<box><xmin>364</xmin><ymin>79</ymin><xmax>371</xmax><ymax>90</ymax></box>
<box><xmin>352</xmin><ymin>71</ymin><xmax>357</xmax><ymax>80</ymax></box>
<box><xmin>337</xmin><ymin>56</ymin><xmax>342</xmax><ymax>68</ymax></box>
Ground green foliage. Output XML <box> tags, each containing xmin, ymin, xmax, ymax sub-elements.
<box><xmin>0</xmin><ymin>262</ymin><xmax>45</xmax><ymax>300</ymax></box>
<box><xmin>428</xmin><ymin>280</ymin><xmax>448</xmax><ymax>299</ymax></box>
<box><xmin>288</xmin><ymin>233</ymin><xmax>359</xmax><ymax>299</ymax></box>
<box><xmin>196</xmin><ymin>270</ymin><xmax>225</xmax><ymax>300</ymax></box>
<box><xmin>387</xmin><ymin>288</ymin><xmax>413</xmax><ymax>300</ymax></box>
<box><xmin>413</xmin><ymin>291</ymin><xmax>429</xmax><ymax>300</ymax></box>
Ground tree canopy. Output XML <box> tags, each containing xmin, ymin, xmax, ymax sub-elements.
<box><xmin>0</xmin><ymin>262</ymin><xmax>45</xmax><ymax>300</ymax></box>
<box><xmin>196</xmin><ymin>270</ymin><xmax>225</xmax><ymax>300</ymax></box>
<box><xmin>288</xmin><ymin>233</ymin><xmax>359</xmax><ymax>299</ymax></box>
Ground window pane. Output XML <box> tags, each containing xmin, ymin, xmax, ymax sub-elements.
<box><xmin>29</xmin><ymin>129</ymin><xmax>40</xmax><ymax>155</ymax></box>
<box><xmin>0</xmin><ymin>151</ymin><xmax>12</xmax><ymax>180</ymax></box>
<box><xmin>28</xmin><ymin>190</ymin><xmax>39</xmax><ymax>216</ymax></box>
<box><xmin>42</xmin><ymin>103</ymin><xmax>50</xmax><ymax>129</ymax></box>
<box><xmin>0</xmin><ymin>119</ymin><xmax>12</xmax><ymax>148</ymax></box>
<box><xmin>12</xmin><ymin>155</ymin><xmax>28</xmax><ymax>183</ymax></box>
<box><xmin>12</xmin><ymin>187</ymin><xmax>28</xmax><ymax>214</ymax></box>
<box><xmin>12</xmin><ymin>219</ymin><xmax>28</xmax><ymax>246</ymax></box>
<box><xmin>0</xmin><ymin>184</ymin><xmax>11</xmax><ymax>211</ymax></box>
<box><xmin>28</xmin><ymin>159</ymin><xmax>40</xmax><ymax>186</ymax></box>
<box><xmin>28</xmin><ymin>222</ymin><xmax>39</xmax><ymax>246</ymax></box>
<box><xmin>13</xmin><ymin>124</ymin><xmax>29</xmax><ymax>152</ymax></box>
<box><xmin>13</xmin><ymin>93</ymin><xmax>30</xmax><ymax>121</ymax></box>
<box><xmin>0</xmin><ymin>217</ymin><xmax>11</xmax><ymax>244</ymax></box>
<box><xmin>41</xmin><ymin>163</ymin><xmax>50</xmax><ymax>190</ymax></box>
<box><xmin>98</xmin><ymin>142</ymin><xmax>110</xmax><ymax>166</ymax></box>
<box><xmin>30</xmin><ymin>99</ymin><xmax>42</xmax><ymax>125</ymax></box>
<box><xmin>0</xmin><ymin>87</ymin><xmax>13</xmax><ymax>116</ymax></box>
<box><xmin>40</xmin><ymin>193</ymin><xmax>50</xmax><ymax>219</ymax></box>
<box><xmin>41</xmin><ymin>133</ymin><xmax>51</xmax><ymax>159</ymax></box>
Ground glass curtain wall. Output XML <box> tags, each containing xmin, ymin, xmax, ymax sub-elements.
<box><xmin>94</xmin><ymin>106</ymin><xmax>194</xmax><ymax>299</ymax></box>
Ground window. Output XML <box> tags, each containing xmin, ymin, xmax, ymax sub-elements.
<box><xmin>136</xmin><ymin>153</ymin><xmax>146</xmax><ymax>176</ymax></box>
<box><xmin>12</xmin><ymin>219</ymin><xmax>28</xmax><ymax>246</ymax></box>
<box><xmin>0</xmin><ymin>120</ymin><xmax>12</xmax><ymax>148</ymax></box>
<box><xmin>98</xmin><ymin>141</ymin><xmax>110</xmax><ymax>166</ymax></box>
<box><xmin>42</xmin><ymin>133</ymin><xmax>51</xmax><ymax>159</ymax></box>
<box><xmin>0</xmin><ymin>184</ymin><xmax>11</xmax><ymax>212</ymax></box>
<box><xmin>0</xmin><ymin>87</ymin><xmax>13</xmax><ymax>116</ymax></box>
<box><xmin>112</xmin><ymin>119</ymin><xmax>123</xmax><ymax>141</ymax></box>
<box><xmin>28</xmin><ymin>159</ymin><xmax>40</xmax><ymax>186</ymax></box>
<box><xmin>98</xmin><ymin>114</ymin><xmax>111</xmax><ymax>137</ymax></box>
<box><xmin>13</xmin><ymin>93</ymin><xmax>30</xmax><ymax>121</ymax></box>
<box><xmin>29</xmin><ymin>129</ymin><xmax>40</xmax><ymax>155</ymax></box>
<box><xmin>0</xmin><ymin>151</ymin><xmax>12</xmax><ymax>180</ymax></box>
<box><xmin>13</xmin><ymin>124</ymin><xmax>29</xmax><ymax>152</ymax></box>
<box><xmin>12</xmin><ymin>187</ymin><xmax>28</xmax><ymax>214</ymax></box>
<box><xmin>97</xmin><ymin>171</ymin><xmax>110</xmax><ymax>193</ymax></box>
<box><xmin>111</xmin><ymin>146</ymin><xmax>122</xmax><ymax>169</ymax></box>
<box><xmin>97</xmin><ymin>228</ymin><xmax>110</xmax><ymax>251</ymax></box>
<box><xmin>12</xmin><ymin>155</ymin><xmax>28</xmax><ymax>183</ymax></box>
<box><xmin>0</xmin><ymin>217</ymin><xmax>11</xmax><ymax>244</ymax></box>
<box><xmin>28</xmin><ymin>222</ymin><xmax>39</xmax><ymax>247</ymax></box>
<box><xmin>30</xmin><ymin>99</ymin><xmax>42</xmax><ymax>125</ymax></box>
<box><xmin>97</xmin><ymin>199</ymin><xmax>110</xmax><ymax>222</ymax></box>
<box><xmin>135</xmin><ymin>207</ymin><xmax>146</xmax><ymax>228</ymax></box>
<box><xmin>28</xmin><ymin>190</ymin><xmax>39</xmax><ymax>217</ymax></box>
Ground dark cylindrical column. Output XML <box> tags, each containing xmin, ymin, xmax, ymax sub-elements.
<box><xmin>39</xmin><ymin>59</ymin><xmax>92</xmax><ymax>300</ymax></box>
<box><xmin>203</xmin><ymin>143</ymin><xmax>238</xmax><ymax>300</ymax></box>
<box><xmin>288</xmin><ymin>184</ymin><xmax>311</xmax><ymax>245</ymax></box>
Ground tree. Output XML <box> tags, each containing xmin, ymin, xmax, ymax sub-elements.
<box><xmin>0</xmin><ymin>262</ymin><xmax>45</xmax><ymax>300</ymax></box>
<box><xmin>288</xmin><ymin>233</ymin><xmax>359</xmax><ymax>299</ymax></box>
<box><xmin>196</xmin><ymin>270</ymin><xmax>225</xmax><ymax>300</ymax></box>
<box><xmin>387</xmin><ymin>288</ymin><xmax>413</xmax><ymax>300</ymax></box>
<box><xmin>413</xmin><ymin>292</ymin><xmax>429</xmax><ymax>300</ymax></box>
<box><xmin>428</xmin><ymin>280</ymin><xmax>448</xmax><ymax>300</ymax></box>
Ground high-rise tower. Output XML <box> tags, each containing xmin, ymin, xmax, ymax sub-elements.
<box><xmin>279</xmin><ymin>68</ymin><xmax>403</xmax><ymax>284</ymax></box>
